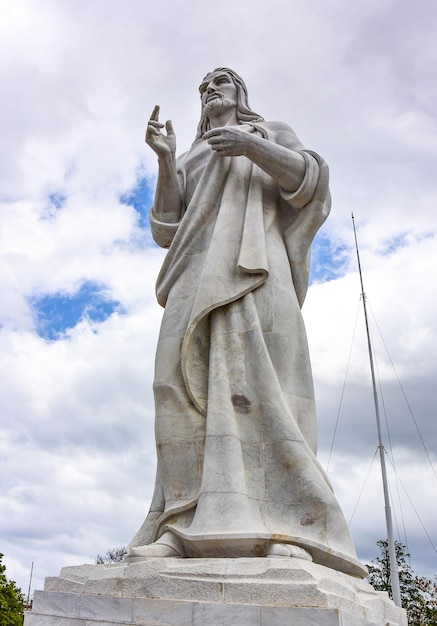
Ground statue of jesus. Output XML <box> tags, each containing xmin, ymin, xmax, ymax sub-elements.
<box><xmin>127</xmin><ymin>68</ymin><xmax>366</xmax><ymax>578</ymax></box>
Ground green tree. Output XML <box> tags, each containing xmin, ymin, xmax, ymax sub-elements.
<box><xmin>0</xmin><ymin>553</ymin><xmax>24</xmax><ymax>626</ymax></box>
<box><xmin>366</xmin><ymin>539</ymin><xmax>437</xmax><ymax>625</ymax></box>
<box><xmin>95</xmin><ymin>546</ymin><xmax>127</xmax><ymax>564</ymax></box>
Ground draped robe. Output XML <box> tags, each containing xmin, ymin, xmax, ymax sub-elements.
<box><xmin>129</xmin><ymin>121</ymin><xmax>367</xmax><ymax>578</ymax></box>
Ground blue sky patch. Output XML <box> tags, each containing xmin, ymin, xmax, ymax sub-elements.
<box><xmin>120</xmin><ymin>176</ymin><xmax>154</xmax><ymax>229</ymax></box>
<box><xmin>377</xmin><ymin>232</ymin><xmax>409</xmax><ymax>256</ymax></box>
<box><xmin>31</xmin><ymin>281</ymin><xmax>121</xmax><ymax>341</ymax></box>
<box><xmin>39</xmin><ymin>191</ymin><xmax>68</xmax><ymax>221</ymax></box>
<box><xmin>48</xmin><ymin>192</ymin><xmax>67</xmax><ymax>210</ymax></box>
<box><xmin>309</xmin><ymin>232</ymin><xmax>349</xmax><ymax>284</ymax></box>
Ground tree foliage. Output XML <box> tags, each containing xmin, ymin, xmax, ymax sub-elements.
<box><xmin>0</xmin><ymin>553</ymin><xmax>24</xmax><ymax>626</ymax></box>
<box><xmin>366</xmin><ymin>539</ymin><xmax>437</xmax><ymax>626</ymax></box>
<box><xmin>95</xmin><ymin>546</ymin><xmax>127</xmax><ymax>564</ymax></box>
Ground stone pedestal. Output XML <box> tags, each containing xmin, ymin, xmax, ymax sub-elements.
<box><xmin>24</xmin><ymin>557</ymin><xmax>407</xmax><ymax>626</ymax></box>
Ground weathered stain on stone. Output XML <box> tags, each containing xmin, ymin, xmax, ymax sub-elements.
<box><xmin>300</xmin><ymin>512</ymin><xmax>318</xmax><ymax>526</ymax></box>
<box><xmin>231</xmin><ymin>394</ymin><xmax>251</xmax><ymax>413</ymax></box>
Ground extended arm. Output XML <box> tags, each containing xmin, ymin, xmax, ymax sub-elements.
<box><xmin>146</xmin><ymin>106</ymin><xmax>182</xmax><ymax>223</ymax></box>
<box><xmin>203</xmin><ymin>126</ymin><xmax>306</xmax><ymax>193</ymax></box>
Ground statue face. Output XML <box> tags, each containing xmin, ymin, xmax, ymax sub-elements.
<box><xmin>199</xmin><ymin>71</ymin><xmax>238</xmax><ymax>117</ymax></box>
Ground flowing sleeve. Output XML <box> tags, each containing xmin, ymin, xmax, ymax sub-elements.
<box><xmin>149</xmin><ymin>213</ymin><xmax>181</xmax><ymax>249</ymax></box>
<box><xmin>279</xmin><ymin>151</ymin><xmax>320</xmax><ymax>210</ymax></box>
<box><xmin>149</xmin><ymin>155</ymin><xmax>187</xmax><ymax>249</ymax></box>
<box><xmin>284</xmin><ymin>150</ymin><xmax>331</xmax><ymax>307</ymax></box>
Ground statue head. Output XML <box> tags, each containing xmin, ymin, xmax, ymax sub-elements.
<box><xmin>194</xmin><ymin>68</ymin><xmax>263</xmax><ymax>141</ymax></box>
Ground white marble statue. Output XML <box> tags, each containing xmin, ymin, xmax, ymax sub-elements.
<box><xmin>128</xmin><ymin>68</ymin><xmax>366</xmax><ymax>578</ymax></box>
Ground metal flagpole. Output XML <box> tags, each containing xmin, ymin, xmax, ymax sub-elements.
<box><xmin>352</xmin><ymin>213</ymin><xmax>402</xmax><ymax>607</ymax></box>
<box><xmin>26</xmin><ymin>561</ymin><xmax>34</xmax><ymax>608</ymax></box>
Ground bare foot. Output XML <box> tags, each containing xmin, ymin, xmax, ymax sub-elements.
<box><xmin>128</xmin><ymin>543</ymin><xmax>181</xmax><ymax>558</ymax></box>
<box><xmin>266</xmin><ymin>543</ymin><xmax>313</xmax><ymax>561</ymax></box>
<box><xmin>126</xmin><ymin>531</ymin><xmax>184</xmax><ymax>560</ymax></box>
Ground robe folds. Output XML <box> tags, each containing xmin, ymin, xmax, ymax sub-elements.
<box><xmin>130</xmin><ymin>121</ymin><xmax>367</xmax><ymax>578</ymax></box>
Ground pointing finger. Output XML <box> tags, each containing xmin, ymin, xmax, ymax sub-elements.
<box><xmin>150</xmin><ymin>105</ymin><xmax>160</xmax><ymax>121</ymax></box>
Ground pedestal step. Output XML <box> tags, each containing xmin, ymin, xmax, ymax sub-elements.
<box><xmin>24</xmin><ymin>557</ymin><xmax>407</xmax><ymax>626</ymax></box>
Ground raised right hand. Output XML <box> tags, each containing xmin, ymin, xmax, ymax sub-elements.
<box><xmin>146</xmin><ymin>105</ymin><xmax>176</xmax><ymax>157</ymax></box>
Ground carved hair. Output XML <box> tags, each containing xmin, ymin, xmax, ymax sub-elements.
<box><xmin>194</xmin><ymin>67</ymin><xmax>263</xmax><ymax>142</ymax></box>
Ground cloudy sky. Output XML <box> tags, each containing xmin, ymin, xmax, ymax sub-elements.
<box><xmin>1</xmin><ymin>0</ymin><xmax>436</xmax><ymax>596</ymax></box>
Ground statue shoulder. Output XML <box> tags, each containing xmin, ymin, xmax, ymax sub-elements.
<box><xmin>261</xmin><ymin>120</ymin><xmax>293</xmax><ymax>132</ymax></box>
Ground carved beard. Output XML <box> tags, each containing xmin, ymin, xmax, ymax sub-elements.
<box><xmin>203</xmin><ymin>95</ymin><xmax>237</xmax><ymax>116</ymax></box>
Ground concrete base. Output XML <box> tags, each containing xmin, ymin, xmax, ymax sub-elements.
<box><xmin>24</xmin><ymin>557</ymin><xmax>407</xmax><ymax>625</ymax></box>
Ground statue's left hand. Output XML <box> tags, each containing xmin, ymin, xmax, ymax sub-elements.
<box><xmin>204</xmin><ymin>126</ymin><xmax>254</xmax><ymax>157</ymax></box>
